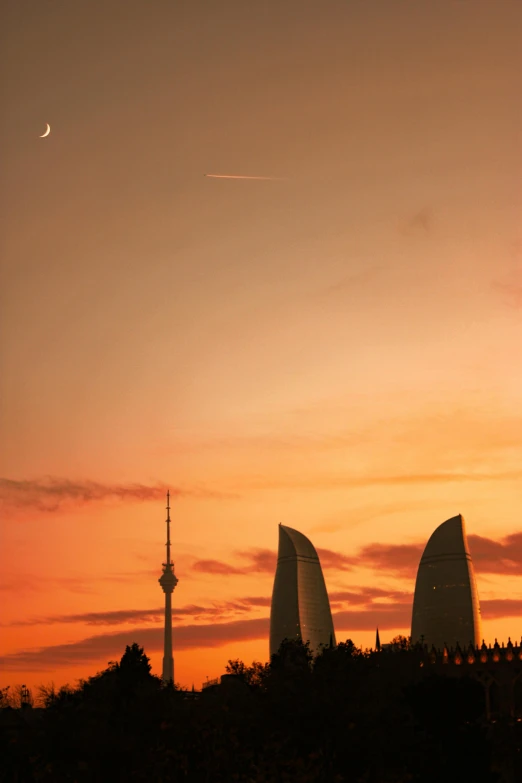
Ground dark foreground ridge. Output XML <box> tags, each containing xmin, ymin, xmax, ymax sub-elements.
<box><xmin>1</xmin><ymin>639</ymin><xmax>521</xmax><ymax>782</ymax></box>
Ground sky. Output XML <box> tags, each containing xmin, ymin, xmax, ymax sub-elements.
<box><xmin>1</xmin><ymin>0</ymin><xmax>521</xmax><ymax>693</ymax></box>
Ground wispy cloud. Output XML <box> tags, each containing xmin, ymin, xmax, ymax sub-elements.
<box><xmin>0</xmin><ymin>618</ymin><xmax>271</xmax><ymax>671</ymax></box>
<box><xmin>316</xmin><ymin>548</ymin><xmax>354</xmax><ymax>571</ymax></box>
<box><xmin>329</xmin><ymin>587</ymin><xmax>411</xmax><ymax>605</ymax></box>
<box><xmin>240</xmin><ymin>471</ymin><xmax>522</xmax><ymax>492</ymax></box>
<box><xmin>3</xmin><ymin>599</ymin><xmax>265</xmax><ymax>628</ymax></box>
<box><xmin>352</xmin><ymin>532</ymin><xmax>522</xmax><ymax>578</ymax></box>
<box><xmin>0</xmin><ymin>477</ymin><xmax>236</xmax><ymax>513</ymax></box>
<box><xmin>194</xmin><ymin>547</ymin><xmax>354</xmax><ymax>577</ymax></box>
<box><xmin>492</xmin><ymin>278</ymin><xmax>522</xmax><ymax>309</ymax></box>
<box><xmin>193</xmin><ymin>530</ymin><xmax>522</xmax><ymax>582</ymax></box>
<box><xmin>334</xmin><ymin>607</ymin><xmax>410</xmax><ymax>631</ymax></box>
<box><xmin>193</xmin><ymin>560</ymin><xmax>246</xmax><ymax>576</ymax></box>
<box><xmin>332</xmin><ymin>597</ymin><xmax>522</xmax><ymax>632</ymax></box>
<box><xmin>0</xmin><ymin>569</ymin><xmax>160</xmax><ymax>595</ymax></box>
<box><xmin>318</xmin><ymin>265</ymin><xmax>383</xmax><ymax>298</ymax></box>
<box><xmin>399</xmin><ymin>206</ymin><xmax>433</xmax><ymax>236</ymax></box>
<box><xmin>2</xmin><ymin>593</ymin><xmax>520</xmax><ymax>671</ymax></box>
<box><xmin>492</xmin><ymin>243</ymin><xmax>522</xmax><ymax>309</ymax></box>
<box><xmin>204</xmin><ymin>174</ymin><xmax>285</xmax><ymax>181</ymax></box>
<box><xmin>193</xmin><ymin>549</ymin><xmax>276</xmax><ymax>577</ymax></box>
<box><xmin>244</xmin><ymin>549</ymin><xmax>277</xmax><ymax>573</ymax></box>
<box><xmin>481</xmin><ymin>598</ymin><xmax>522</xmax><ymax>619</ymax></box>
<box><xmin>0</xmin><ymin>596</ymin><xmax>270</xmax><ymax>627</ymax></box>
<box><xmin>356</xmin><ymin>542</ymin><xmax>423</xmax><ymax>578</ymax></box>
<box><xmin>241</xmin><ymin>596</ymin><xmax>271</xmax><ymax>608</ymax></box>
<box><xmin>468</xmin><ymin>532</ymin><xmax>522</xmax><ymax>576</ymax></box>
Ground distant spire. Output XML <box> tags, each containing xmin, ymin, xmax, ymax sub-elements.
<box><xmin>375</xmin><ymin>627</ymin><xmax>381</xmax><ymax>652</ymax></box>
<box><xmin>166</xmin><ymin>489</ymin><xmax>171</xmax><ymax>567</ymax></box>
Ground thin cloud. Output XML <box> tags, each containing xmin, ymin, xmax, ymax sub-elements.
<box><xmin>2</xmin><ymin>596</ymin><xmax>521</xmax><ymax>671</ymax></box>
<box><xmin>481</xmin><ymin>598</ymin><xmax>522</xmax><ymax>619</ymax></box>
<box><xmin>237</xmin><ymin>547</ymin><xmax>353</xmax><ymax>573</ymax></box>
<box><xmin>205</xmin><ymin>174</ymin><xmax>285</xmax><ymax>181</ymax></box>
<box><xmin>3</xmin><ymin>600</ymin><xmax>261</xmax><ymax>628</ymax></box>
<box><xmin>193</xmin><ymin>550</ymin><xmax>277</xmax><ymax>576</ymax></box>
<box><xmin>193</xmin><ymin>560</ymin><xmax>246</xmax><ymax>576</ymax></box>
<box><xmin>0</xmin><ymin>569</ymin><xmax>160</xmax><ymax>595</ymax></box>
<box><xmin>197</xmin><ymin>547</ymin><xmax>354</xmax><ymax>577</ymax></box>
<box><xmin>357</xmin><ymin>542</ymin><xmax>423</xmax><ymax>578</ymax></box>
<box><xmin>491</xmin><ymin>240</ymin><xmax>522</xmax><ymax>308</ymax></box>
<box><xmin>399</xmin><ymin>207</ymin><xmax>433</xmax><ymax>236</ymax></box>
<box><xmin>189</xmin><ymin>530</ymin><xmax>522</xmax><ymax>582</ymax></box>
<box><xmin>492</xmin><ymin>280</ymin><xmax>522</xmax><ymax>309</ymax></box>
<box><xmin>244</xmin><ymin>549</ymin><xmax>278</xmax><ymax>572</ymax></box>
<box><xmin>1</xmin><ymin>609</ymin><xmax>411</xmax><ymax>671</ymax></box>
<box><xmin>14</xmin><ymin>608</ymin><xmax>166</xmax><ymax>628</ymax></box>
<box><xmin>0</xmin><ymin>618</ymin><xmax>271</xmax><ymax>671</ymax></box>
<box><xmin>241</xmin><ymin>596</ymin><xmax>271</xmax><ymax>608</ymax></box>
<box><xmin>0</xmin><ymin>575</ymin><xmax>97</xmax><ymax>595</ymax></box>
<box><xmin>319</xmin><ymin>265</ymin><xmax>383</xmax><ymax>297</ymax></box>
<box><xmin>333</xmin><ymin>607</ymin><xmax>410</xmax><ymax>631</ymax></box>
<box><xmin>316</xmin><ymin>548</ymin><xmax>354</xmax><ymax>571</ymax></box>
<box><xmin>352</xmin><ymin>533</ymin><xmax>522</xmax><ymax>578</ymax></box>
<box><xmin>330</xmin><ymin>587</ymin><xmax>411</xmax><ymax>605</ymax></box>
<box><xmin>468</xmin><ymin>532</ymin><xmax>522</xmax><ymax>575</ymax></box>
<box><xmin>3</xmin><ymin>597</ymin><xmax>273</xmax><ymax>629</ymax></box>
<box><xmin>335</xmin><ymin>597</ymin><xmax>522</xmax><ymax>632</ymax></box>
<box><xmin>0</xmin><ymin>477</ymin><xmax>235</xmax><ymax>513</ymax></box>
<box><xmin>241</xmin><ymin>471</ymin><xmax>522</xmax><ymax>492</ymax></box>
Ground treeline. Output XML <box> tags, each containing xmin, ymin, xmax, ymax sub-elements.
<box><xmin>1</xmin><ymin>639</ymin><xmax>520</xmax><ymax>782</ymax></box>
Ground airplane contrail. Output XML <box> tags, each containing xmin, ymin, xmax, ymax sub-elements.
<box><xmin>205</xmin><ymin>174</ymin><xmax>284</xmax><ymax>181</ymax></box>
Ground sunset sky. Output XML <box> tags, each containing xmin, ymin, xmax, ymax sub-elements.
<box><xmin>1</xmin><ymin>0</ymin><xmax>521</xmax><ymax>693</ymax></box>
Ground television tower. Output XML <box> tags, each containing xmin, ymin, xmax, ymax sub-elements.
<box><xmin>158</xmin><ymin>490</ymin><xmax>178</xmax><ymax>684</ymax></box>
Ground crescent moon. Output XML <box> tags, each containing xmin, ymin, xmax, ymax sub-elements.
<box><xmin>40</xmin><ymin>124</ymin><xmax>51</xmax><ymax>138</ymax></box>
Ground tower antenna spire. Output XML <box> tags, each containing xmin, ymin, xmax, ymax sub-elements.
<box><xmin>166</xmin><ymin>489</ymin><xmax>171</xmax><ymax>566</ymax></box>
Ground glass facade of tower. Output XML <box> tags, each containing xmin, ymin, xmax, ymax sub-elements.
<box><xmin>269</xmin><ymin>525</ymin><xmax>336</xmax><ymax>657</ymax></box>
<box><xmin>411</xmin><ymin>514</ymin><xmax>482</xmax><ymax>650</ymax></box>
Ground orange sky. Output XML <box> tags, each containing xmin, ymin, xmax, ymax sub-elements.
<box><xmin>1</xmin><ymin>0</ymin><xmax>521</xmax><ymax>694</ymax></box>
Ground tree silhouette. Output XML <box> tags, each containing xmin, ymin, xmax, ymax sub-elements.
<box><xmin>387</xmin><ymin>634</ymin><xmax>412</xmax><ymax>651</ymax></box>
<box><xmin>0</xmin><ymin>641</ymin><xmax>513</xmax><ymax>782</ymax></box>
<box><xmin>225</xmin><ymin>658</ymin><xmax>270</xmax><ymax>688</ymax></box>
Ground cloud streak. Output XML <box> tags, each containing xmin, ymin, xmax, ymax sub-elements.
<box><xmin>469</xmin><ymin>532</ymin><xmax>522</xmax><ymax>576</ymax></box>
<box><xmin>356</xmin><ymin>543</ymin><xmax>423</xmax><ymax>578</ymax></box>
<box><xmin>3</xmin><ymin>597</ymin><xmax>273</xmax><ymax>629</ymax></box>
<box><xmin>193</xmin><ymin>560</ymin><xmax>246</xmax><ymax>576</ymax></box>
<box><xmin>0</xmin><ymin>569</ymin><xmax>160</xmax><ymax>596</ymax></box>
<box><xmin>2</xmin><ymin>593</ymin><xmax>520</xmax><ymax>671</ymax></box>
<box><xmin>240</xmin><ymin>471</ymin><xmax>522</xmax><ymax>492</ymax></box>
<box><xmin>329</xmin><ymin>587</ymin><xmax>411</xmax><ymax>605</ymax></box>
<box><xmin>205</xmin><ymin>174</ymin><xmax>284</xmax><ymax>181</ymax></box>
<box><xmin>0</xmin><ymin>618</ymin><xmax>271</xmax><ymax>671</ymax></box>
<box><xmin>194</xmin><ymin>547</ymin><xmax>354</xmax><ymax>577</ymax></box>
<box><xmin>400</xmin><ymin>206</ymin><xmax>433</xmax><ymax>236</ymax></box>
<box><xmin>192</xmin><ymin>529</ymin><xmax>522</xmax><ymax>582</ymax></box>
<box><xmin>0</xmin><ymin>477</ymin><xmax>235</xmax><ymax>512</ymax></box>
<box><xmin>193</xmin><ymin>549</ymin><xmax>277</xmax><ymax>577</ymax></box>
<box><xmin>353</xmin><ymin>532</ymin><xmax>522</xmax><ymax>578</ymax></box>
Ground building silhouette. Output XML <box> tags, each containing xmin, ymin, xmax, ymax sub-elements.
<box><xmin>270</xmin><ymin>524</ymin><xmax>336</xmax><ymax>657</ymax></box>
<box><xmin>158</xmin><ymin>491</ymin><xmax>178</xmax><ymax>684</ymax></box>
<box><xmin>411</xmin><ymin>513</ymin><xmax>481</xmax><ymax>650</ymax></box>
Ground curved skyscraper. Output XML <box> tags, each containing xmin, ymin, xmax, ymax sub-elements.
<box><xmin>411</xmin><ymin>514</ymin><xmax>481</xmax><ymax>650</ymax></box>
<box><xmin>270</xmin><ymin>524</ymin><xmax>336</xmax><ymax>657</ymax></box>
